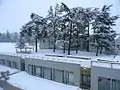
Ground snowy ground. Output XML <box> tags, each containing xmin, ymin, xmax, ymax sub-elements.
<box><xmin>0</xmin><ymin>65</ymin><xmax>80</xmax><ymax>90</ymax></box>
<box><xmin>0</xmin><ymin>42</ymin><xmax>16</xmax><ymax>53</ymax></box>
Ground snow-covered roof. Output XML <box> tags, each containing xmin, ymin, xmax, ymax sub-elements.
<box><xmin>0</xmin><ymin>87</ymin><xmax>3</xmax><ymax>90</ymax></box>
<box><xmin>0</xmin><ymin>65</ymin><xmax>80</xmax><ymax>90</ymax></box>
<box><xmin>8</xmin><ymin>71</ymin><xmax>80</xmax><ymax>90</ymax></box>
<box><xmin>1</xmin><ymin>43</ymin><xmax>120</xmax><ymax>69</ymax></box>
<box><xmin>0</xmin><ymin>65</ymin><xmax>18</xmax><ymax>75</ymax></box>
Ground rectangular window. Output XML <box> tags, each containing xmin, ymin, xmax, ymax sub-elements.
<box><xmin>66</xmin><ymin>71</ymin><xmax>74</xmax><ymax>85</ymax></box>
<box><xmin>43</xmin><ymin>67</ymin><xmax>52</xmax><ymax>80</ymax></box>
<box><xmin>0</xmin><ymin>60</ymin><xmax>1</xmax><ymax>64</ymax></box>
<box><xmin>98</xmin><ymin>77</ymin><xmax>110</xmax><ymax>90</ymax></box>
<box><xmin>1</xmin><ymin>60</ymin><xmax>5</xmax><ymax>65</ymax></box>
<box><xmin>53</xmin><ymin>69</ymin><xmax>64</xmax><ymax>83</ymax></box>
<box><xmin>35</xmin><ymin>66</ymin><xmax>42</xmax><ymax>77</ymax></box>
<box><xmin>28</xmin><ymin>64</ymin><xmax>34</xmax><ymax>75</ymax></box>
<box><xmin>12</xmin><ymin>62</ymin><xmax>17</xmax><ymax>69</ymax></box>
<box><xmin>112</xmin><ymin>79</ymin><xmax>120</xmax><ymax>90</ymax></box>
<box><xmin>81</xmin><ymin>74</ymin><xmax>90</xmax><ymax>88</ymax></box>
<box><xmin>7</xmin><ymin>61</ymin><xmax>11</xmax><ymax>67</ymax></box>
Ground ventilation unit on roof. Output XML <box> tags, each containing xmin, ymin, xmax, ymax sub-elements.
<box><xmin>67</xmin><ymin>56</ymin><xmax>91</xmax><ymax>60</ymax></box>
<box><xmin>45</xmin><ymin>54</ymin><xmax>65</xmax><ymax>57</ymax></box>
<box><xmin>97</xmin><ymin>59</ymin><xmax>119</xmax><ymax>63</ymax></box>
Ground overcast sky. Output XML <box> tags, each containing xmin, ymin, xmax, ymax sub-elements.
<box><xmin>0</xmin><ymin>0</ymin><xmax>119</xmax><ymax>33</ymax></box>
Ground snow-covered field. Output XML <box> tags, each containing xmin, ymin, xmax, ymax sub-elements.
<box><xmin>0</xmin><ymin>42</ymin><xmax>16</xmax><ymax>53</ymax></box>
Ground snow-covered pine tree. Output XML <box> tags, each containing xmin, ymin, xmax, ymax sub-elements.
<box><xmin>46</xmin><ymin>4</ymin><xmax>60</xmax><ymax>53</ymax></box>
<box><xmin>92</xmin><ymin>5</ymin><xmax>119</xmax><ymax>56</ymax></box>
<box><xmin>31</xmin><ymin>13</ymin><xmax>47</xmax><ymax>52</ymax></box>
<box><xmin>17</xmin><ymin>31</ymin><xmax>25</xmax><ymax>49</ymax></box>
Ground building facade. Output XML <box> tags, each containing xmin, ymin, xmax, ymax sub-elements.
<box><xmin>91</xmin><ymin>61</ymin><xmax>120</xmax><ymax>90</ymax></box>
<box><xmin>0</xmin><ymin>53</ymin><xmax>119</xmax><ymax>90</ymax></box>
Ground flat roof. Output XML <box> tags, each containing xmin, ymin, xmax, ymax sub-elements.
<box><xmin>0</xmin><ymin>43</ymin><xmax>120</xmax><ymax>69</ymax></box>
<box><xmin>8</xmin><ymin>71</ymin><xmax>80</xmax><ymax>90</ymax></box>
<box><xmin>0</xmin><ymin>65</ymin><xmax>81</xmax><ymax>90</ymax></box>
<box><xmin>0</xmin><ymin>65</ymin><xmax>18</xmax><ymax>75</ymax></box>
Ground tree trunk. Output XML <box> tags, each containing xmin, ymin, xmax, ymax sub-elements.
<box><xmin>28</xmin><ymin>37</ymin><xmax>31</xmax><ymax>46</ymax></box>
<box><xmin>63</xmin><ymin>34</ymin><xmax>65</xmax><ymax>53</ymax></box>
<box><xmin>86</xmin><ymin>22</ymin><xmax>89</xmax><ymax>52</ymax></box>
<box><xmin>48</xmin><ymin>38</ymin><xmax>50</xmax><ymax>49</ymax></box>
<box><xmin>53</xmin><ymin>22</ymin><xmax>56</xmax><ymax>52</ymax></box>
<box><xmin>68</xmin><ymin>21</ymin><xmax>72</xmax><ymax>55</ymax></box>
<box><xmin>96</xmin><ymin>46</ymin><xmax>99</xmax><ymax>56</ymax></box>
<box><xmin>100</xmin><ymin>46</ymin><xmax>103</xmax><ymax>55</ymax></box>
<box><xmin>76</xmin><ymin>28</ymin><xmax>79</xmax><ymax>53</ymax></box>
<box><xmin>35</xmin><ymin>36</ymin><xmax>37</xmax><ymax>52</ymax></box>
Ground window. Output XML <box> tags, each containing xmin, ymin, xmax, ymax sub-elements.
<box><xmin>112</xmin><ymin>79</ymin><xmax>120</xmax><ymax>90</ymax></box>
<box><xmin>66</xmin><ymin>71</ymin><xmax>74</xmax><ymax>85</ymax></box>
<box><xmin>81</xmin><ymin>74</ymin><xmax>90</xmax><ymax>87</ymax></box>
<box><xmin>28</xmin><ymin>64</ymin><xmax>34</xmax><ymax>75</ymax></box>
<box><xmin>1</xmin><ymin>60</ymin><xmax>5</xmax><ymax>65</ymax></box>
<box><xmin>98</xmin><ymin>77</ymin><xmax>110</xmax><ymax>90</ymax></box>
<box><xmin>43</xmin><ymin>67</ymin><xmax>52</xmax><ymax>80</ymax></box>
<box><xmin>7</xmin><ymin>61</ymin><xmax>11</xmax><ymax>67</ymax></box>
<box><xmin>12</xmin><ymin>62</ymin><xmax>17</xmax><ymax>69</ymax></box>
<box><xmin>21</xmin><ymin>62</ymin><xmax>25</xmax><ymax>71</ymax></box>
<box><xmin>0</xmin><ymin>60</ymin><xmax>1</xmax><ymax>64</ymax></box>
<box><xmin>53</xmin><ymin>69</ymin><xmax>64</xmax><ymax>83</ymax></box>
<box><xmin>35</xmin><ymin>66</ymin><xmax>42</xmax><ymax>77</ymax></box>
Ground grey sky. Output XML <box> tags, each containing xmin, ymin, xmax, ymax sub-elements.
<box><xmin>0</xmin><ymin>0</ymin><xmax>119</xmax><ymax>33</ymax></box>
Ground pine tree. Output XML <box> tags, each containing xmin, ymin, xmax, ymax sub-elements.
<box><xmin>92</xmin><ymin>5</ymin><xmax>119</xmax><ymax>56</ymax></box>
<box><xmin>17</xmin><ymin>32</ymin><xmax>25</xmax><ymax>49</ymax></box>
<box><xmin>6</xmin><ymin>30</ymin><xmax>11</xmax><ymax>41</ymax></box>
<box><xmin>46</xmin><ymin>4</ymin><xmax>60</xmax><ymax>52</ymax></box>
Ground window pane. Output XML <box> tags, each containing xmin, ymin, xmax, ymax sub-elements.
<box><xmin>28</xmin><ymin>65</ymin><xmax>33</xmax><ymax>75</ymax></box>
<box><xmin>112</xmin><ymin>79</ymin><xmax>120</xmax><ymax>90</ymax></box>
<box><xmin>7</xmin><ymin>61</ymin><xmax>11</xmax><ymax>67</ymax></box>
<box><xmin>1</xmin><ymin>60</ymin><xmax>5</xmax><ymax>65</ymax></box>
<box><xmin>98</xmin><ymin>77</ymin><xmax>110</xmax><ymax>90</ymax></box>
<box><xmin>35</xmin><ymin>66</ymin><xmax>41</xmax><ymax>77</ymax></box>
<box><xmin>81</xmin><ymin>74</ymin><xmax>90</xmax><ymax>87</ymax></box>
<box><xmin>68</xmin><ymin>72</ymin><xmax>73</xmax><ymax>83</ymax></box>
<box><xmin>0</xmin><ymin>60</ymin><xmax>1</xmax><ymax>64</ymax></box>
<box><xmin>11</xmin><ymin>62</ymin><xmax>17</xmax><ymax>68</ymax></box>
<box><xmin>66</xmin><ymin>71</ymin><xmax>74</xmax><ymax>85</ymax></box>
<box><xmin>43</xmin><ymin>67</ymin><xmax>52</xmax><ymax>80</ymax></box>
<box><xmin>54</xmin><ymin>69</ymin><xmax>64</xmax><ymax>83</ymax></box>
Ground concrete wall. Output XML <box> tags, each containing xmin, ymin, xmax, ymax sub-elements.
<box><xmin>25</xmin><ymin>58</ymin><xmax>81</xmax><ymax>86</ymax></box>
<box><xmin>91</xmin><ymin>66</ymin><xmax>120</xmax><ymax>90</ymax></box>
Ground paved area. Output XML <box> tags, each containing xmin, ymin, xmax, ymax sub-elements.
<box><xmin>0</xmin><ymin>80</ymin><xmax>22</xmax><ymax>90</ymax></box>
